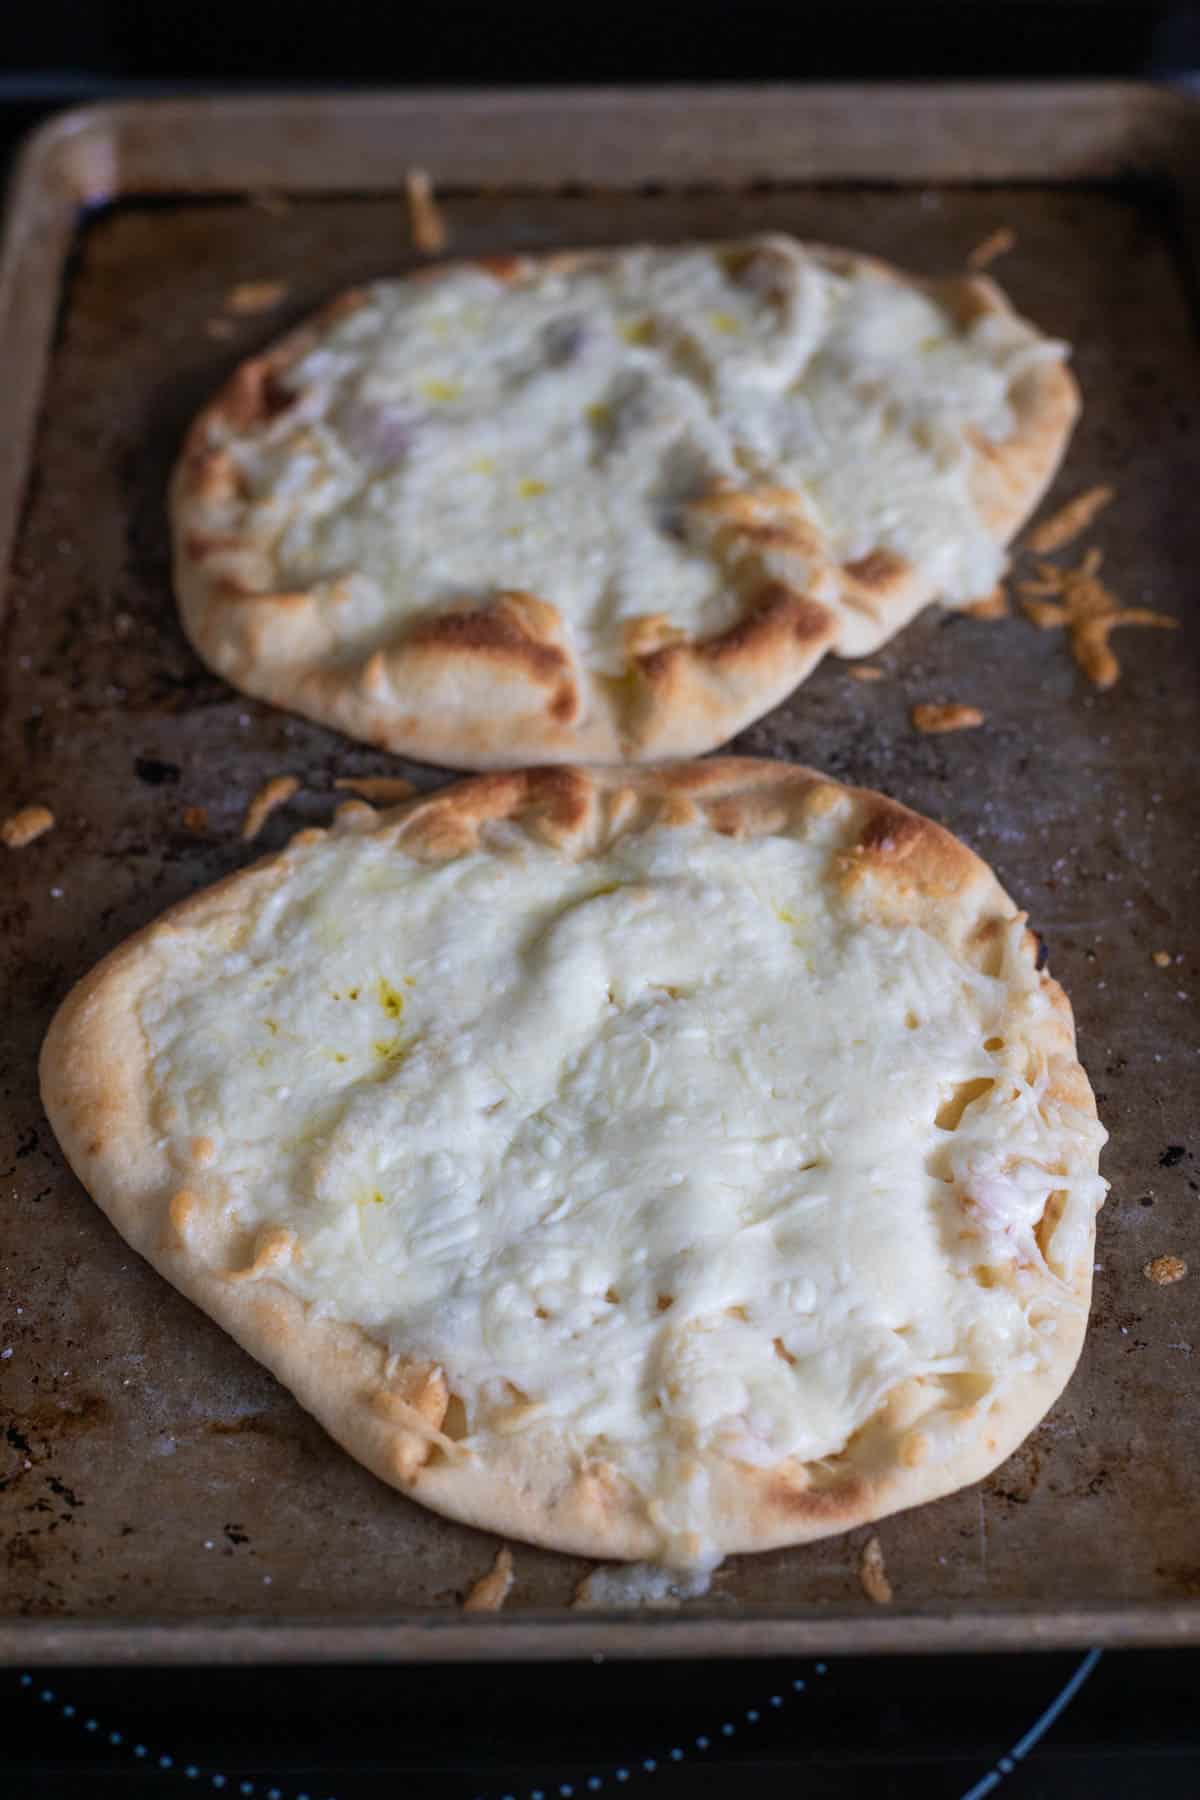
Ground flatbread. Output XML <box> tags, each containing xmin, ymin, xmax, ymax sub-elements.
<box><xmin>171</xmin><ymin>237</ymin><xmax>1077</xmax><ymax>768</ymax></box>
<box><xmin>40</xmin><ymin>759</ymin><xmax>1106</xmax><ymax>1569</ymax></box>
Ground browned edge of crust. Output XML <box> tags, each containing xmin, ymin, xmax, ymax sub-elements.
<box><xmin>170</xmin><ymin>241</ymin><xmax>1079</xmax><ymax>768</ymax></box>
<box><xmin>39</xmin><ymin>760</ymin><xmax>1103</xmax><ymax>1560</ymax></box>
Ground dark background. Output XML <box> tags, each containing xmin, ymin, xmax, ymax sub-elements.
<box><xmin>6</xmin><ymin>1647</ymin><xmax>1200</xmax><ymax>1799</ymax></box>
<box><xmin>0</xmin><ymin>0</ymin><xmax>1197</xmax><ymax>85</ymax></box>
<box><xmin>3</xmin><ymin>2</ymin><xmax>1199</xmax><ymax>1796</ymax></box>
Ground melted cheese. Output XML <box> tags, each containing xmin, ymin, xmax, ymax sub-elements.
<box><xmin>140</xmin><ymin>825</ymin><xmax>1104</xmax><ymax>1567</ymax></box>
<box><xmin>225</xmin><ymin>239</ymin><xmax>1066</xmax><ymax>672</ymax></box>
<box><xmin>574</xmin><ymin>1562</ymin><xmax>713</xmax><ymax>1609</ymax></box>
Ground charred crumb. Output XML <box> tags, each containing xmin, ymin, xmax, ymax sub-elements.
<box><xmin>1159</xmin><ymin>1146</ymin><xmax>1187</xmax><ymax>1168</ymax></box>
<box><xmin>15</xmin><ymin>1126</ymin><xmax>40</xmax><ymax>1160</ymax></box>
<box><xmin>223</xmin><ymin>1522</ymin><xmax>250</xmax><ymax>1546</ymax></box>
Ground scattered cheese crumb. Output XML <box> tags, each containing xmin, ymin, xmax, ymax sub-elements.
<box><xmin>859</xmin><ymin>1534</ymin><xmax>893</xmax><ymax>1605</ymax></box>
<box><xmin>334</xmin><ymin>777</ymin><xmax>417</xmax><ymax>806</ymax></box>
<box><xmin>241</xmin><ymin>775</ymin><xmax>300</xmax><ymax>842</ymax></box>
<box><xmin>1</xmin><ymin>804</ymin><xmax>55</xmax><ymax>848</ymax></box>
<box><xmin>572</xmin><ymin>1563</ymin><xmax>712</xmax><ymax>1609</ymax></box>
<box><xmin>1152</xmin><ymin>950</ymin><xmax>1172</xmax><ymax>968</ymax></box>
<box><xmin>463</xmin><ymin>1545</ymin><xmax>515</xmax><ymax>1612</ymax></box>
<box><xmin>968</xmin><ymin>227</ymin><xmax>1016</xmax><ymax>270</ymax></box>
<box><xmin>249</xmin><ymin>190</ymin><xmax>291</xmax><ymax>216</ymax></box>
<box><xmin>962</xmin><ymin>584</ymin><xmax>1009</xmax><ymax>620</ymax></box>
<box><xmin>1026</xmin><ymin>485</ymin><xmax>1114</xmax><ymax>555</ymax></box>
<box><xmin>406</xmin><ymin>168</ymin><xmax>448</xmax><ymax>256</ymax></box>
<box><xmin>848</xmin><ymin>664</ymin><xmax>885</xmax><ymax>683</ymax></box>
<box><xmin>1145</xmin><ymin>1255</ymin><xmax>1188</xmax><ymax>1286</ymax></box>
<box><xmin>1017</xmin><ymin>545</ymin><xmax>1175</xmax><ymax>688</ymax></box>
<box><xmin>182</xmin><ymin>805</ymin><xmax>210</xmax><ymax>835</ymax></box>
<box><xmin>224</xmin><ymin>281</ymin><xmax>289</xmax><ymax>316</ymax></box>
<box><xmin>912</xmin><ymin>702</ymin><xmax>984</xmax><ymax>735</ymax></box>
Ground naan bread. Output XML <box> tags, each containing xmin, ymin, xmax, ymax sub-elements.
<box><xmin>171</xmin><ymin>237</ymin><xmax>1077</xmax><ymax>768</ymax></box>
<box><xmin>41</xmin><ymin>760</ymin><xmax>1106</xmax><ymax>1569</ymax></box>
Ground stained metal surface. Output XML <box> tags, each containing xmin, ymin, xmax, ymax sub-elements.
<box><xmin>0</xmin><ymin>92</ymin><xmax>1198</xmax><ymax>1660</ymax></box>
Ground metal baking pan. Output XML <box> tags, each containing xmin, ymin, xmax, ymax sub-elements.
<box><xmin>1</xmin><ymin>86</ymin><xmax>1198</xmax><ymax>1663</ymax></box>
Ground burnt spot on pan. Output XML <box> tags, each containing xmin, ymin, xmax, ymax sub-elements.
<box><xmin>134</xmin><ymin>755</ymin><xmax>182</xmax><ymax>786</ymax></box>
<box><xmin>986</xmin><ymin>1438</ymin><xmax>1042</xmax><ymax>1507</ymax></box>
<box><xmin>204</xmin><ymin>1410</ymin><xmax>300</xmax><ymax>1445</ymax></box>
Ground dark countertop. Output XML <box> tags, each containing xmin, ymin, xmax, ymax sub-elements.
<box><xmin>4</xmin><ymin>1646</ymin><xmax>1200</xmax><ymax>1798</ymax></box>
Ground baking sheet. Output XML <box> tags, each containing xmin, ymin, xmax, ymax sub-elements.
<box><xmin>1</xmin><ymin>88</ymin><xmax>1198</xmax><ymax>1661</ymax></box>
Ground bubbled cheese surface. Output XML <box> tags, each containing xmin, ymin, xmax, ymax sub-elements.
<box><xmin>139</xmin><ymin>823</ymin><xmax>1103</xmax><ymax>1565</ymax></box>
<box><xmin>228</xmin><ymin>239</ymin><xmax>1065</xmax><ymax>672</ymax></box>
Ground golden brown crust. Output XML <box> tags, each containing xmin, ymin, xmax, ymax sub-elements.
<box><xmin>171</xmin><ymin>241</ymin><xmax>1079</xmax><ymax>769</ymax></box>
<box><xmin>949</xmin><ymin>277</ymin><xmax>1080</xmax><ymax>554</ymax></box>
<box><xmin>39</xmin><ymin>758</ymin><xmax>1103</xmax><ymax>1562</ymax></box>
<box><xmin>962</xmin><ymin>584</ymin><xmax>1010</xmax><ymax>620</ymax></box>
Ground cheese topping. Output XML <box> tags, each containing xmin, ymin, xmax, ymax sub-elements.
<box><xmin>139</xmin><ymin>822</ymin><xmax>1104</xmax><ymax>1567</ymax></box>
<box><xmin>222</xmin><ymin>238</ymin><xmax>1066</xmax><ymax>672</ymax></box>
